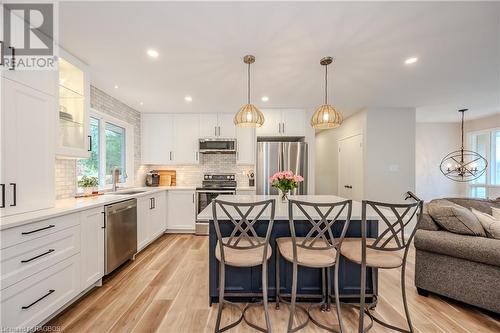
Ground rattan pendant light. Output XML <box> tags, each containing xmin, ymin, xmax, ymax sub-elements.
<box><xmin>310</xmin><ymin>57</ymin><xmax>343</xmax><ymax>129</ymax></box>
<box><xmin>234</xmin><ymin>55</ymin><xmax>265</xmax><ymax>127</ymax></box>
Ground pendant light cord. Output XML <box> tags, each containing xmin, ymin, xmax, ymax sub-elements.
<box><xmin>461</xmin><ymin>110</ymin><xmax>464</xmax><ymax>150</ymax></box>
<box><xmin>324</xmin><ymin>64</ymin><xmax>328</xmax><ymax>105</ymax></box>
<box><xmin>248</xmin><ymin>62</ymin><xmax>251</xmax><ymax>104</ymax></box>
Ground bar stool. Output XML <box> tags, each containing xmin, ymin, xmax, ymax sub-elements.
<box><xmin>212</xmin><ymin>198</ymin><xmax>276</xmax><ymax>333</ymax></box>
<box><xmin>276</xmin><ymin>198</ymin><xmax>352</xmax><ymax>333</ymax></box>
<box><xmin>339</xmin><ymin>191</ymin><xmax>423</xmax><ymax>333</ymax></box>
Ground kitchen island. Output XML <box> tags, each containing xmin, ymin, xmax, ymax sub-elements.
<box><xmin>197</xmin><ymin>195</ymin><xmax>379</xmax><ymax>304</ymax></box>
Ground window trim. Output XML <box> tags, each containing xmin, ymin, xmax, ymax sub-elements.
<box><xmin>89</xmin><ymin>108</ymin><xmax>135</xmax><ymax>189</ymax></box>
<box><xmin>467</xmin><ymin>127</ymin><xmax>500</xmax><ymax>198</ymax></box>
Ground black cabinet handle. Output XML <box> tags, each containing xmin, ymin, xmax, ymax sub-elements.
<box><xmin>8</xmin><ymin>46</ymin><xmax>15</xmax><ymax>70</ymax></box>
<box><xmin>21</xmin><ymin>249</ymin><xmax>55</xmax><ymax>263</ymax></box>
<box><xmin>153</xmin><ymin>197</ymin><xmax>156</xmax><ymax>209</ymax></box>
<box><xmin>0</xmin><ymin>41</ymin><xmax>4</xmax><ymax>66</ymax></box>
<box><xmin>22</xmin><ymin>290</ymin><xmax>55</xmax><ymax>309</ymax></box>
<box><xmin>10</xmin><ymin>183</ymin><xmax>16</xmax><ymax>206</ymax></box>
<box><xmin>88</xmin><ymin>135</ymin><xmax>92</xmax><ymax>152</ymax></box>
<box><xmin>21</xmin><ymin>224</ymin><xmax>55</xmax><ymax>235</ymax></box>
<box><xmin>0</xmin><ymin>184</ymin><xmax>5</xmax><ymax>208</ymax></box>
<box><xmin>150</xmin><ymin>197</ymin><xmax>153</xmax><ymax>209</ymax></box>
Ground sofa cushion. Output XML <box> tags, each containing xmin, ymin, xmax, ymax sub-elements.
<box><xmin>472</xmin><ymin>209</ymin><xmax>500</xmax><ymax>239</ymax></box>
<box><xmin>447</xmin><ymin>197</ymin><xmax>500</xmax><ymax>215</ymax></box>
<box><xmin>414</xmin><ymin>229</ymin><xmax>500</xmax><ymax>267</ymax></box>
<box><xmin>427</xmin><ymin>199</ymin><xmax>486</xmax><ymax>237</ymax></box>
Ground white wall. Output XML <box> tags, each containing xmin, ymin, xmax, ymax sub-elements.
<box><xmin>415</xmin><ymin>122</ymin><xmax>464</xmax><ymax>201</ymax></box>
<box><xmin>364</xmin><ymin>108</ymin><xmax>416</xmax><ymax>203</ymax></box>
<box><xmin>315</xmin><ymin>110</ymin><xmax>367</xmax><ymax>195</ymax></box>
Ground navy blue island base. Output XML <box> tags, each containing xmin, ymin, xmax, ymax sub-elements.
<box><xmin>208</xmin><ymin>219</ymin><xmax>378</xmax><ymax>305</ymax></box>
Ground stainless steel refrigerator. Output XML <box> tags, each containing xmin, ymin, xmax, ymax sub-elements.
<box><xmin>256</xmin><ymin>141</ymin><xmax>308</xmax><ymax>195</ymax></box>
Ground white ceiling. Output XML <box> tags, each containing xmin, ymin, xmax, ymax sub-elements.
<box><xmin>59</xmin><ymin>1</ymin><xmax>500</xmax><ymax>122</ymax></box>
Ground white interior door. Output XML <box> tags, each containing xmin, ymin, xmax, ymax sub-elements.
<box><xmin>338</xmin><ymin>134</ymin><xmax>363</xmax><ymax>201</ymax></box>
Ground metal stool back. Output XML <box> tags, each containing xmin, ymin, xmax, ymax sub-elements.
<box><xmin>212</xmin><ymin>198</ymin><xmax>276</xmax><ymax>333</ymax></box>
<box><xmin>285</xmin><ymin>198</ymin><xmax>352</xmax><ymax>333</ymax></box>
<box><xmin>357</xmin><ymin>191</ymin><xmax>423</xmax><ymax>333</ymax></box>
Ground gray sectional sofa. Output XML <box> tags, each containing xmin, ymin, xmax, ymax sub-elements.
<box><xmin>414</xmin><ymin>198</ymin><xmax>500</xmax><ymax>314</ymax></box>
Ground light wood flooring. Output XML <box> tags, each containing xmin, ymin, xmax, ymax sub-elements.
<box><xmin>45</xmin><ymin>234</ymin><xmax>500</xmax><ymax>333</ymax></box>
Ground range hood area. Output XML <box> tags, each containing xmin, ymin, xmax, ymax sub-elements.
<box><xmin>198</xmin><ymin>138</ymin><xmax>237</xmax><ymax>154</ymax></box>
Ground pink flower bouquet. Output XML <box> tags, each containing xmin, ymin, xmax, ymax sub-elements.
<box><xmin>269</xmin><ymin>171</ymin><xmax>304</xmax><ymax>201</ymax></box>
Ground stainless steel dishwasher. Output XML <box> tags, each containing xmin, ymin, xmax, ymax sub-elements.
<box><xmin>104</xmin><ymin>199</ymin><xmax>137</xmax><ymax>275</ymax></box>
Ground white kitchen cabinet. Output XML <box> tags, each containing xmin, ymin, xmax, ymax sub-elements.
<box><xmin>141</xmin><ymin>114</ymin><xmax>174</xmax><ymax>164</ymax></box>
<box><xmin>199</xmin><ymin>114</ymin><xmax>219</xmax><ymax>137</ymax></box>
<box><xmin>257</xmin><ymin>109</ymin><xmax>306</xmax><ymax>137</ymax></box>
<box><xmin>80</xmin><ymin>207</ymin><xmax>104</xmax><ymax>290</ymax></box>
<box><xmin>150</xmin><ymin>191</ymin><xmax>167</xmax><ymax>239</ymax></box>
<box><xmin>1</xmin><ymin>77</ymin><xmax>55</xmax><ymax>217</ymax></box>
<box><xmin>236</xmin><ymin>127</ymin><xmax>256</xmax><ymax>165</ymax></box>
<box><xmin>142</xmin><ymin>114</ymin><xmax>199</xmax><ymax>165</ymax></box>
<box><xmin>166</xmin><ymin>190</ymin><xmax>196</xmax><ymax>233</ymax></box>
<box><xmin>199</xmin><ymin>113</ymin><xmax>236</xmax><ymax>138</ymax></box>
<box><xmin>218</xmin><ymin>113</ymin><xmax>237</xmax><ymax>138</ymax></box>
<box><xmin>173</xmin><ymin>114</ymin><xmax>200</xmax><ymax>164</ymax></box>
<box><xmin>137</xmin><ymin>191</ymin><xmax>167</xmax><ymax>251</ymax></box>
<box><xmin>57</xmin><ymin>49</ymin><xmax>91</xmax><ymax>158</ymax></box>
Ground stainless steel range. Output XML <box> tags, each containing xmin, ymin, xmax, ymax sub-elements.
<box><xmin>195</xmin><ymin>173</ymin><xmax>236</xmax><ymax>235</ymax></box>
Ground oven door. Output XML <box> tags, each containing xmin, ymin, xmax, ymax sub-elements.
<box><xmin>196</xmin><ymin>190</ymin><xmax>235</xmax><ymax>235</ymax></box>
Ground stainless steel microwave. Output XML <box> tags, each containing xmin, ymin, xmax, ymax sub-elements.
<box><xmin>199</xmin><ymin>138</ymin><xmax>236</xmax><ymax>153</ymax></box>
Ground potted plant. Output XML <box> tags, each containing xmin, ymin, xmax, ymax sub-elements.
<box><xmin>78</xmin><ymin>176</ymin><xmax>99</xmax><ymax>196</ymax></box>
<box><xmin>269</xmin><ymin>171</ymin><xmax>304</xmax><ymax>202</ymax></box>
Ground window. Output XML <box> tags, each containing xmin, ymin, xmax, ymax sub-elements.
<box><xmin>77</xmin><ymin>110</ymin><xmax>133</xmax><ymax>189</ymax></box>
<box><xmin>468</xmin><ymin>128</ymin><xmax>500</xmax><ymax>198</ymax></box>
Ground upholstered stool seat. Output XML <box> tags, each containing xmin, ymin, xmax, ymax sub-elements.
<box><xmin>340</xmin><ymin>238</ymin><xmax>404</xmax><ymax>269</ymax></box>
<box><xmin>216</xmin><ymin>237</ymin><xmax>272</xmax><ymax>267</ymax></box>
<box><xmin>277</xmin><ymin>237</ymin><xmax>337</xmax><ymax>268</ymax></box>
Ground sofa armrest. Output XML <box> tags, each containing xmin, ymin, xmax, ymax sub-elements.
<box><xmin>417</xmin><ymin>213</ymin><xmax>440</xmax><ymax>231</ymax></box>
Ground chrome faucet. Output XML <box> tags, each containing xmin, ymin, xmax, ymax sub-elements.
<box><xmin>112</xmin><ymin>167</ymin><xmax>120</xmax><ymax>192</ymax></box>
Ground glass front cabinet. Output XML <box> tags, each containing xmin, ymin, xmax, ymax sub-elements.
<box><xmin>57</xmin><ymin>49</ymin><xmax>90</xmax><ymax>158</ymax></box>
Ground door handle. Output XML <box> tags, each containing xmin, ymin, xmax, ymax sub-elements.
<box><xmin>282</xmin><ymin>122</ymin><xmax>285</xmax><ymax>134</ymax></box>
<box><xmin>8</xmin><ymin>46</ymin><xmax>15</xmax><ymax>70</ymax></box>
<box><xmin>150</xmin><ymin>197</ymin><xmax>153</xmax><ymax>209</ymax></box>
<box><xmin>88</xmin><ymin>135</ymin><xmax>92</xmax><ymax>152</ymax></box>
<box><xmin>192</xmin><ymin>193</ymin><xmax>195</xmax><ymax>203</ymax></box>
<box><xmin>21</xmin><ymin>249</ymin><xmax>55</xmax><ymax>263</ymax></box>
<box><xmin>278</xmin><ymin>123</ymin><xmax>281</xmax><ymax>134</ymax></box>
<box><xmin>169</xmin><ymin>151</ymin><xmax>172</xmax><ymax>161</ymax></box>
<box><xmin>0</xmin><ymin>41</ymin><xmax>4</xmax><ymax>66</ymax></box>
<box><xmin>10</xmin><ymin>183</ymin><xmax>16</xmax><ymax>206</ymax></box>
<box><xmin>21</xmin><ymin>224</ymin><xmax>55</xmax><ymax>235</ymax></box>
<box><xmin>152</xmin><ymin>197</ymin><xmax>156</xmax><ymax>209</ymax></box>
<box><xmin>0</xmin><ymin>184</ymin><xmax>5</xmax><ymax>208</ymax></box>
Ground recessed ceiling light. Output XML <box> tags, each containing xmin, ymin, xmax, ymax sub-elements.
<box><xmin>404</xmin><ymin>57</ymin><xmax>418</xmax><ymax>65</ymax></box>
<box><xmin>261</xmin><ymin>96</ymin><xmax>269</xmax><ymax>102</ymax></box>
<box><xmin>147</xmin><ymin>49</ymin><xmax>159</xmax><ymax>58</ymax></box>
<box><xmin>114</xmin><ymin>85</ymin><xmax>119</xmax><ymax>89</ymax></box>
<box><xmin>140</xmin><ymin>102</ymin><xmax>144</xmax><ymax>106</ymax></box>
<box><xmin>184</xmin><ymin>95</ymin><xmax>193</xmax><ymax>102</ymax></box>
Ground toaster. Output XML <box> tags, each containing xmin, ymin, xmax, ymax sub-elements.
<box><xmin>145</xmin><ymin>172</ymin><xmax>160</xmax><ymax>187</ymax></box>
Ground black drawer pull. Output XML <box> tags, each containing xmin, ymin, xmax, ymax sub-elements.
<box><xmin>0</xmin><ymin>41</ymin><xmax>4</xmax><ymax>66</ymax></box>
<box><xmin>9</xmin><ymin>46</ymin><xmax>15</xmax><ymax>70</ymax></box>
<box><xmin>10</xmin><ymin>183</ymin><xmax>16</xmax><ymax>207</ymax></box>
<box><xmin>22</xmin><ymin>289</ymin><xmax>55</xmax><ymax>310</ymax></box>
<box><xmin>88</xmin><ymin>135</ymin><xmax>92</xmax><ymax>152</ymax></box>
<box><xmin>0</xmin><ymin>184</ymin><xmax>5</xmax><ymax>208</ymax></box>
<box><xmin>21</xmin><ymin>224</ymin><xmax>55</xmax><ymax>235</ymax></box>
<box><xmin>21</xmin><ymin>249</ymin><xmax>55</xmax><ymax>263</ymax></box>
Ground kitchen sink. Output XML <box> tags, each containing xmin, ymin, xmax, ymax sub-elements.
<box><xmin>106</xmin><ymin>190</ymin><xmax>147</xmax><ymax>195</ymax></box>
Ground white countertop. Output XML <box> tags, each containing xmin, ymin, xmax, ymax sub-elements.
<box><xmin>198</xmin><ymin>195</ymin><xmax>386</xmax><ymax>221</ymax></box>
<box><xmin>0</xmin><ymin>186</ymin><xmax>195</xmax><ymax>230</ymax></box>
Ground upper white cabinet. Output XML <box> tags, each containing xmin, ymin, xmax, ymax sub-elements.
<box><xmin>173</xmin><ymin>114</ymin><xmax>200</xmax><ymax>164</ymax></box>
<box><xmin>199</xmin><ymin>113</ymin><xmax>236</xmax><ymax>138</ymax></box>
<box><xmin>57</xmin><ymin>49</ymin><xmax>91</xmax><ymax>158</ymax></box>
<box><xmin>1</xmin><ymin>77</ymin><xmax>56</xmax><ymax>216</ymax></box>
<box><xmin>141</xmin><ymin>114</ymin><xmax>174</xmax><ymax>164</ymax></box>
<box><xmin>142</xmin><ymin>114</ymin><xmax>199</xmax><ymax>165</ymax></box>
<box><xmin>236</xmin><ymin>127</ymin><xmax>256</xmax><ymax>165</ymax></box>
<box><xmin>257</xmin><ymin>109</ymin><xmax>306</xmax><ymax>137</ymax></box>
<box><xmin>166</xmin><ymin>190</ymin><xmax>196</xmax><ymax>233</ymax></box>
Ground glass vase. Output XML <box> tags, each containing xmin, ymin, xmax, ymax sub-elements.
<box><xmin>280</xmin><ymin>190</ymin><xmax>289</xmax><ymax>202</ymax></box>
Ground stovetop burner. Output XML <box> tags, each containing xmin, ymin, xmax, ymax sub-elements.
<box><xmin>198</xmin><ymin>173</ymin><xmax>237</xmax><ymax>190</ymax></box>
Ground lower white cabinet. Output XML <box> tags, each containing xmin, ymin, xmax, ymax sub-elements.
<box><xmin>166</xmin><ymin>190</ymin><xmax>196</xmax><ymax>232</ymax></box>
<box><xmin>0</xmin><ymin>254</ymin><xmax>80</xmax><ymax>330</ymax></box>
<box><xmin>80</xmin><ymin>207</ymin><xmax>104</xmax><ymax>290</ymax></box>
<box><xmin>137</xmin><ymin>191</ymin><xmax>167</xmax><ymax>251</ymax></box>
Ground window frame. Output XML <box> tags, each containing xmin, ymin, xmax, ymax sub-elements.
<box><xmin>467</xmin><ymin>127</ymin><xmax>500</xmax><ymax>199</ymax></box>
<box><xmin>82</xmin><ymin>108</ymin><xmax>135</xmax><ymax>189</ymax></box>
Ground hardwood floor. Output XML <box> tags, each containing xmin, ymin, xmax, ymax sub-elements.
<box><xmin>46</xmin><ymin>234</ymin><xmax>500</xmax><ymax>333</ymax></box>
